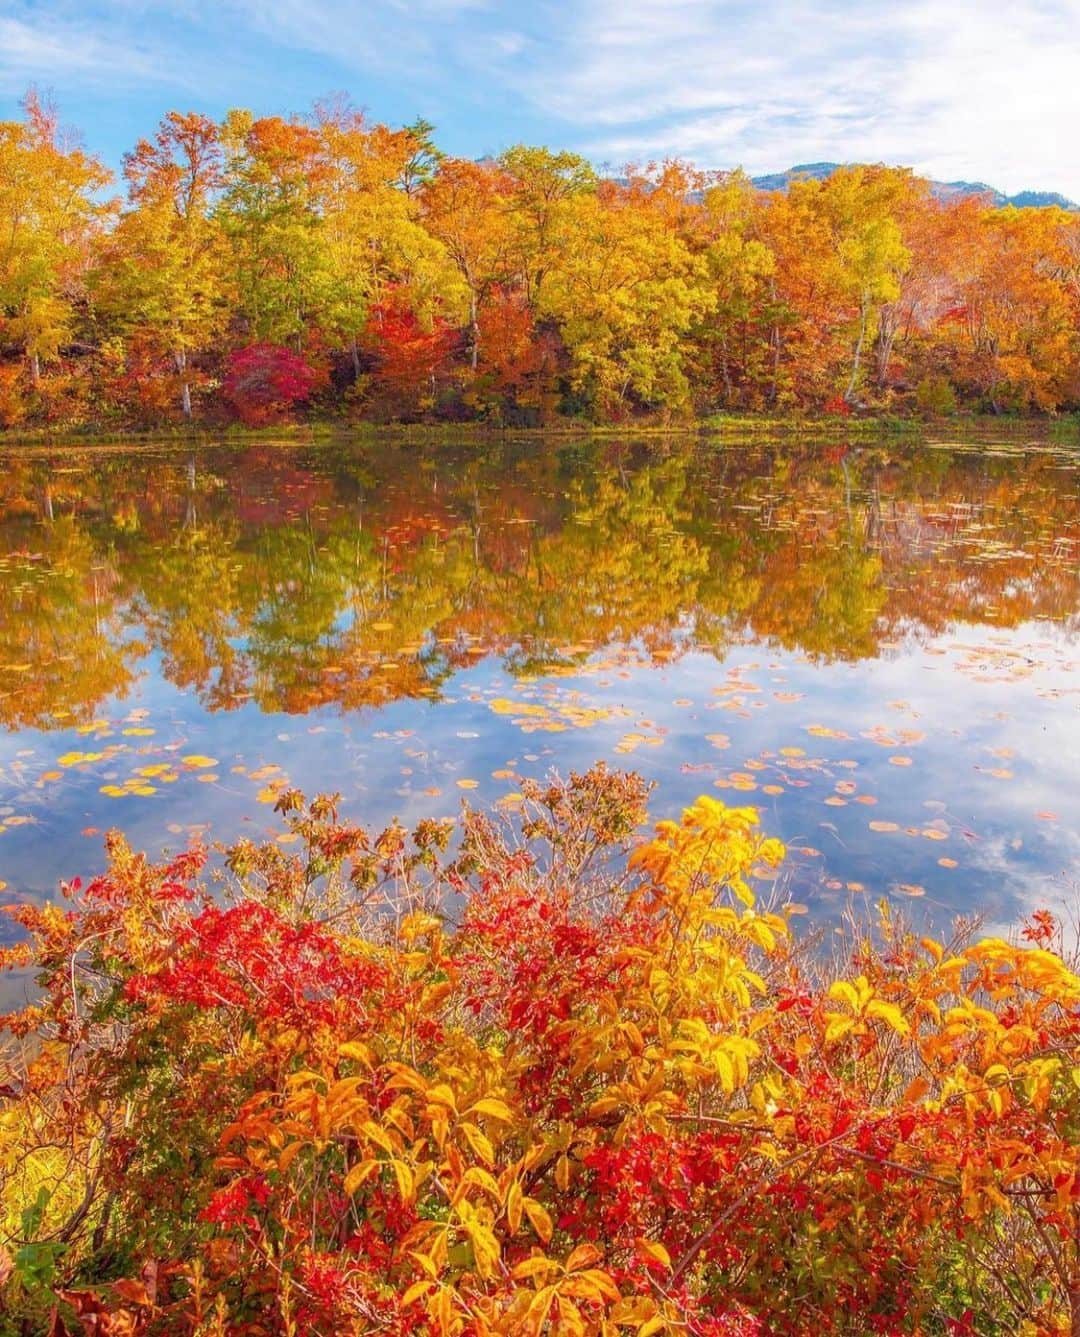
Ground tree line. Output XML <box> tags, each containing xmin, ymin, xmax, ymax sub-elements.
<box><xmin>2</xmin><ymin>93</ymin><xmax>1080</xmax><ymax>429</ymax></box>
<box><xmin>3</xmin><ymin>441</ymin><xmax>1074</xmax><ymax>729</ymax></box>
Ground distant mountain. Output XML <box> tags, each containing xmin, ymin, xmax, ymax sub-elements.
<box><xmin>750</xmin><ymin>163</ymin><xmax>1078</xmax><ymax>211</ymax></box>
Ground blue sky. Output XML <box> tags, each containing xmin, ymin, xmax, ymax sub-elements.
<box><xmin>2</xmin><ymin>0</ymin><xmax>1079</xmax><ymax>198</ymax></box>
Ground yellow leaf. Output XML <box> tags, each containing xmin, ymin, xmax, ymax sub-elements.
<box><xmin>565</xmin><ymin>1243</ymin><xmax>604</xmax><ymax>1272</ymax></box>
<box><xmin>402</xmin><ymin>1280</ymin><xmax>434</xmax><ymax>1307</ymax></box>
<box><xmin>638</xmin><ymin>1319</ymin><xmax>668</xmax><ymax>1337</ymax></box>
<box><xmin>468</xmin><ymin>1097</ymin><xmax>513</xmax><ymax>1122</ymax></box>
<box><xmin>409</xmin><ymin>1250</ymin><xmax>439</xmax><ymax>1280</ymax></box>
<box><xmin>511</xmin><ymin>1255</ymin><xmax>557</xmax><ymax>1281</ymax></box>
<box><xmin>824</xmin><ymin>1013</ymin><xmax>857</xmax><ymax>1045</ymax></box>
<box><xmin>390</xmin><ymin>1157</ymin><xmax>414</xmax><ymax>1203</ymax></box>
<box><xmin>523</xmin><ymin>1198</ymin><xmax>553</xmax><ymax>1244</ymax></box>
<box><xmin>459</xmin><ymin>1121</ymin><xmax>495</xmax><ymax>1167</ymax></box>
<box><xmin>277</xmin><ymin>1141</ymin><xmax>306</xmax><ymax>1175</ymax></box>
<box><xmin>507</xmin><ymin>1179</ymin><xmax>524</xmax><ymax>1233</ymax></box>
<box><xmin>343</xmin><ymin>1159</ymin><xmax>377</xmax><ymax>1195</ymax></box>
<box><xmin>865</xmin><ymin>999</ymin><xmax>911</xmax><ymax>1036</ymax></box>
<box><xmin>636</xmin><ymin>1239</ymin><xmax>671</xmax><ymax>1270</ymax></box>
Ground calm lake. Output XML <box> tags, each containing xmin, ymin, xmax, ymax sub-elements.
<box><xmin>0</xmin><ymin>434</ymin><xmax>1076</xmax><ymax>936</ymax></box>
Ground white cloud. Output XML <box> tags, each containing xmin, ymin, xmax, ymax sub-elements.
<box><xmin>2</xmin><ymin>0</ymin><xmax>1076</xmax><ymax>199</ymax></box>
<box><xmin>513</xmin><ymin>0</ymin><xmax>1080</xmax><ymax>198</ymax></box>
<box><xmin>0</xmin><ymin>7</ymin><xmax>213</xmax><ymax>97</ymax></box>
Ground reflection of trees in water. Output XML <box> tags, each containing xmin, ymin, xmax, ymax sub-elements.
<box><xmin>0</xmin><ymin>439</ymin><xmax>1075</xmax><ymax>729</ymax></box>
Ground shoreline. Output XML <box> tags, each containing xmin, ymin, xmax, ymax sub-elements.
<box><xmin>0</xmin><ymin>411</ymin><xmax>1077</xmax><ymax>451</ymax></box>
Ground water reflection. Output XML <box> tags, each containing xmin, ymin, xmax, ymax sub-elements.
<box><xmin>0</xmin><ymin>435</ymin><xmax>1076</xmax><ymax>929</ymax></box>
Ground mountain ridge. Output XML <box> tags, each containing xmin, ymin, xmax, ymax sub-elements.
<box><xmin>749</xmin><ymin>162</ymin><xmax>1077</xmax><ymax>210</ymax></box>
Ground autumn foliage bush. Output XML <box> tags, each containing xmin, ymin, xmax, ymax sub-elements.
<box><xmin>223</xmin><ymin>344</ymin><xmax>326</xmax><ymax>426</ymax></box>
<box><xmin>0</xmin><ymin>767</ymin><xmax>1077</xmax><ymax>1335</ymax></box>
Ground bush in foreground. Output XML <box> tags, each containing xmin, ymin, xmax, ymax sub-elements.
<box><xmin>0</xmin><ymin>767</ymin><xmax>1077</xmax><ymax>1335</ymax></box>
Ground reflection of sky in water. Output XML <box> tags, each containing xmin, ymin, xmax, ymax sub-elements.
<box><xmin>0</xmin><ymin>438</ymin><xmax>1076</xmax><ymax>940</ymax></box>
<box><xmin>1</xmin><ymin>623</ymin><xmax>1075</xmax><ymax>936</ymax></box>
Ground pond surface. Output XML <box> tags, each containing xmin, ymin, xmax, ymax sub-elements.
<box><xmin>0</xmin><ymin>434</ymin><xmax>1077</xmax><ymax>935</ymax></box>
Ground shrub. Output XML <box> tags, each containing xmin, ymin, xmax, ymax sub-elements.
<box><xmin>0</xmin><ymin>771</ymin><xmax>1077</xmax><ymax>1335</ymax></box>
<box><xmin>914</xmin><ymin>375</ymin><xmax>959</xmax><ymax>417</ymax></box>
<box><xmin>223</xmin><ymin>343</ymin><xmax>325</xmax><ymax>426</ymax></box>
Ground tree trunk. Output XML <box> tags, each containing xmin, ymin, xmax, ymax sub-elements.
<box><xmin>846</xmin><ymin>297</ymin><xmax>869</xmax><ymax>403</ymax></box>
<box><xmin>173</xmin><ymin>348</ymin><xmax>192</xmax><ymax>419</ymax></box>
<box><xmin>768</xmin><ymin>326</ymin><xmax>781</xmax><ymax>408</ymax></box>
<box><xmin>720</xmin><ymin>333</ymin><xmax>733</xmax><ymax>402</ymax></box>
<box><xmin>469</xmin><ymin>291</ymin><xmax>479</xmax><ymax>372</ymax></box>
<box><xmin>28</xmin><ymin>352</ymin><xmax>41</xmax><ymax>388</ymax></box>
<box><xmin>875</xmin><ymin>306</ymin><xmax>898</xmax><ymax>388</ymax></box>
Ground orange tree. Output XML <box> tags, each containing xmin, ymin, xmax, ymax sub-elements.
<box><xmin>0</xmin><ymin>767</ymin><xmax>1077</xmax><ymax>1335</ymax></box>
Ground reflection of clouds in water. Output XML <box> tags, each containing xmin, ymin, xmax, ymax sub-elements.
<box><xmin>965</xmin><ymin>827</ymin><xmax>1080</xmax><ymax>938</ymax></box>
<box><xmin>0</xmin><ymin>443</ymin><xmax>1075</xmax><ymax>935</ymax></box>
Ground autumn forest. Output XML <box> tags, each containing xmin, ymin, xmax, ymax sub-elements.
<box><xmin>3</xmin><ymin>94</ymin><xmax>1080</xmax><ymax>431</ymax></box>
<box><xmin>1</xmin><ymin>64</ymin><xmax>1079</xmax><ymax>1337</ymax></box>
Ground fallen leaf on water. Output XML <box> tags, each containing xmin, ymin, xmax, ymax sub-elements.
<box><xmin>183</xmin><ymin>755</ymin><xmax>218</xmax><ymax>769</ymax></box>
<box><xmin>869</xmin><ymin>820</ymin><xmax>900</xmax><ymax>833</ymax></box>
<box><xmin>937</xmin><ymin>858</ymin><xmax>959</xmax><ymax>869</ymax></box>
<box><xmin>888</xmin><ymin>756</ymin><xmax>914</xmax><ymax>768</ymax></box>
<box><xmin>456</xmin><ymin>779</ymin><xmax>479</xmax><ymax>790</ymax></box>
<box><xmin>58</xmin><ymin>751</ymin><xmax>104</xmax><ymax>768</ymax></box>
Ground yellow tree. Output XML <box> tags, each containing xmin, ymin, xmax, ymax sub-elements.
<box><xmin>499</xmin><ymin>145</ymin><xmax>596</xmax><ymax>309</ymax></box>
<box><xmin>217</xmin><ymin>110</ymin><xmax>333</xmax><ymax>350</ymax></box>
<box><xmin>540</xmin><ymin>166</ymin><xmax>715</xmax><ymax>415</ymax></box>
<box><xmin>695</xmin><ymin>170</ymin><xmax>777</xmax><ymax>407</ymax></box>
<box><xmin>420</xmin><ymin>158</ymin><xmax>515</xmax><ymax>371</ymax></box>
<box><xmin>95</xmin><ymin>112</ymin><xmax>227</xmax><ymax>418</ymax></box>
<box><xmin>316</xmin><ymin>103</ymin><xmax>462</xmax><ymax>379</ymax></box>
<box><xmin>0</xmin><ymin>93</ymin><xmax>112</xmax><ymax>391</ymax></box>
<box><xmin>947</xmin><ymin>205</ymin><xmax>1079</xmax><ymax>411</ymax></box>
